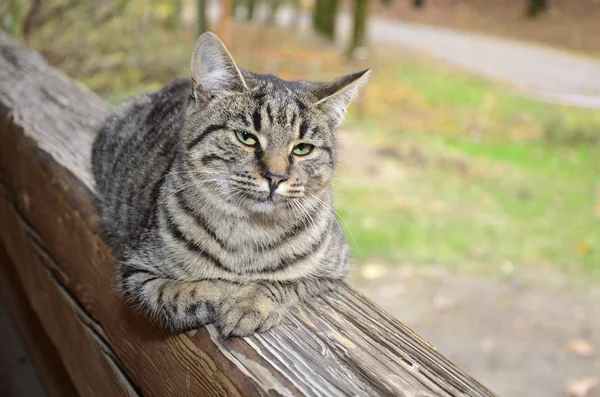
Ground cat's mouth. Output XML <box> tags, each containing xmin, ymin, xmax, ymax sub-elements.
<box><xmin>228</xmin><ymin>187</ymin><xmax>297</xmax><ymax>213</ymax></box>
<box><xmin>254</xmin><ymin>191</ymin><xmax>286</xmax><ymax>205</ymax></box>
<box><xmin>247</xmin><ymin>194</ymin><xmax>287</xmax><ymax>213</ymax></box>
<box><xmin>228</xmin><ymin>186</ymin><xmax>280</xmax><ymax>203</ymax></box>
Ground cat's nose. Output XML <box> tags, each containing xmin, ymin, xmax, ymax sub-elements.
<box><xmin>263</xmin><ymin>171</ymin><xmax>289</xmax><ymax>193</ymax></box>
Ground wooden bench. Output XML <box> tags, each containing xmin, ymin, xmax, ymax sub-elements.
<box><xmin>0</xmin><ymin>33</ymin><xmax>496</xmax><ymax>397</ymax></box>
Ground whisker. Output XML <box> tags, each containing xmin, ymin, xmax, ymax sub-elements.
<box><xmin>295</xmin><ymin>198</ymin><xmax>312</xmax><ymax>230</ymax></box>
<box><xmin>222</xmin><ymin>185</ymin><xmax>247</xmax><ymax>210</ymax></box>
<box><xmin>289</xmin><ymin>200</ymin><xmax>304</xmax><ymax>226</ymax></box>
<box><xmin>297</xmin><ymin>196</ymin><xmax>318</xmax><ymax>231</ymax></box>
<box><xmin>309</xmin><ymin>193</ymin><xmax>360</xmax><ymax>254</ymax></box>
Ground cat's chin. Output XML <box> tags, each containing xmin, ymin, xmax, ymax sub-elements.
<box><xmin>247</xmin><ymin>201</ymin><xmax>279</xmax><ymax>213</ymax></box>
<box><xmin>244</xmin><ymin>195</ymin><xmax>289</xmax><ymax>213</ymax></box>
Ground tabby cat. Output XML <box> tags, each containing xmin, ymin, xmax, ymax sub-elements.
<box><xmin>91</xmin><ymin>32</ymin><xmax>369</xmax><ymax>337</ymax></box>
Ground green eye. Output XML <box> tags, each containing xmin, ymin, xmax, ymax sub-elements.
<box><xmin>236</xmin><ymin>131</ymin><xmax>258</xmax><ymax>147</ymax></box>
<box><xmin>292</xmin><ymin>143</ymin><xmax>314</xmax><ymax>156</ymax></box>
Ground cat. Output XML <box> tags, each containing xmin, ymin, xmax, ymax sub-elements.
<box><xmin>91</xmin><ymin>32</ymin><xmax>369</xmax><ymax>338</ymax></box>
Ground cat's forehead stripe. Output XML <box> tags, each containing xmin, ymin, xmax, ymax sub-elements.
<box><xmin>277</xmin><ymin>105</ymin><xmax>288</xmax><ymax>126</ymax></box>
<box><xmin>299</xmin><ymin>121</ymin><xmax>309</xmax><ymax>139</ymax></box>
<box><xmin>252</xmin><ymin>109</ymin><xmax>261</xmax><ymax>132</ymax></box>
<box><xmin>265</xmin><ymin>104</ymin><xmax>274</xmax><ymax>124</ymax></box>
<box><xmin>291</xmin><ymin>113</ymin><xmax>297</xmax><ymax>129</ymax></box>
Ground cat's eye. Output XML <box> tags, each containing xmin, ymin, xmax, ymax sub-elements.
<box><xmin>236</xmin><ymin>131</ymin><xmax>258</xmax><ymax>147</ymax></box>
<box><xmin>292</xmin><ymin>143</ymin><xmax>314</xmax><ymax>156</ymax></box>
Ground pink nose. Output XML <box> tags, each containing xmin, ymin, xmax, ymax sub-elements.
<box><xmin>263</xmin><ymin>171</ymin><xmax>289</xmax><ymax>192</ymax></box>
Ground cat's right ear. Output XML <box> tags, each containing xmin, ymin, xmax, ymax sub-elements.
<box><xmin>190</xmin><ymin>32</ymin><xmax>248</xmax><ymax>102</ymax></box>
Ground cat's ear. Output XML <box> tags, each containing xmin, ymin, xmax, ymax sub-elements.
<box><xmin>190</xmin><ymin>32</ymin><xmax>248</xmax><ymax>102</ymax></box>
<box><xmin>310</xmin><ymin>69</ymin><xmax>370</xmax><ymax>127</ymax></box>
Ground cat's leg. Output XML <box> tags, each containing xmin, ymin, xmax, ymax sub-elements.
<box><xmin>216</xmin><ymin>277</ymin><xmax>341</xmax><ymax>338</ymax></box>
<box><xmin>120</xmin><ymin>264</ymin><xmax>240</xmax><ymax>332</ymax></box>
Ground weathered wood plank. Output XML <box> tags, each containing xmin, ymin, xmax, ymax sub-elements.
<box><xmin>0</xmin><ymin>244</ymin><xmax>79</xmax><ymax>397</ymax></box>
<box><xmin>0</xmin><ymin>285</ymin><xmax>49</xmax><ymax>397</ymax></box>
<box><xmin>0</xmin><ymin>183</ymin><xmax>133</xmax><ymax>396</ymax></box>
<box><xmin>0</xmin><ymin>32</ymin><xmax>497</xmax><ymax>397</ymax></box>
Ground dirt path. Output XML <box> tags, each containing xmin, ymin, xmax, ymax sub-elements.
<box><xmin>350</xmin><ymin>266</ymin><xmax>600</xmax><ymax>397</ymax></box>
<box><xmin>227</xmin><ymin>3</ymin><xmax>600</xmax><ymax>108</ymax></box>
<box><xmin>360</xmin><ymin>19</ymin><xmax>600</xmax><ymax>108</ymax></box>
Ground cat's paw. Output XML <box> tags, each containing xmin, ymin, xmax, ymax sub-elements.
<box><xmin>216</xmin><ymin>287</ymin><xmax>281</xmax><ymax>338</ymax></box>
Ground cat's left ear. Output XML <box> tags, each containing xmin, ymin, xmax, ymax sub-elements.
<box><xmin>310</xmin><ymin>69</ymin><xmax>370</xmax><ymax>127</ymax></box>
<box><xmin>190</xmin><ymin>32</ymin><xmax>248</xmax><ymax>102</ymax></box>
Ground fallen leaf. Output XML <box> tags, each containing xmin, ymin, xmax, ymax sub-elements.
<box><xmin>568</xmin><ymin>339</ymin><xmax>595</xmax><ymax>357</ymax></box>
<box><xmin>500</xmin><ymin>261</ymin><xmax>515</xmax><ymax>275</ymax></box>
<box><xmin>360</xmin><ymin>263</ymin><xmax>388</xmax><ymax>280</ymax></box>
<box><xmin>376</xmin><ymin>284</ymin><xmax>406</xmax><ymax>299</ymax></box>
<box><xmin>432</xmin><ymin>294</ymin><xmax>456</xmax><ymax>312</ymax></box>
<box><xmin>361</xmin><ymin>216</ymin><xmax>377</xmax><ymax>229</ymax></box>
<box><xmin>480</xmin><ymin>336</ymin><xmax>496</xmax><ymax>355</ymax></box>
<box><xmin>576</xmin><ymin>242</ymin><xmax>591</xmax><ymax>256</ymax></box>
<box><xmin>567</xmin><ymin>377</ymin><xmax>599</xmax><ymax>397</ymax></box>
<box><xmin>394</xmin><ymin>266</ymin><xmax>416</xmax><ymax>280</ymax></box>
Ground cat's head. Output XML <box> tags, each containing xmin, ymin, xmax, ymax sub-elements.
<box><xmin>182</xmin><ymin>32</ymin><xmax>369</xmax><ymax>213</ymax></box>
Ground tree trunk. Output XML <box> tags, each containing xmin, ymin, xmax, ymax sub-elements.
<box><xmin>267</xmin><ymin>0</ymin><xmax>284</xmax><ymax>25</ymax></box>
<box><xmin>347</xmin><ymin>0</ymin><xmax>368</xmax><ymax>58</ymax></box>
<box><xmin>219</xmin><ymin>0</ymin><xmax>232</xmax><ymax>47</ymax></box>
<box><xmin>171</xmin><ymin>0</ymin><xmax>182</xmax><ymax>34</ymax></box>
<box><xmin>22</xmin><ymin>0</ymin><xmax>42</xmax><ymax>39</ymax></box>
<box><xmin>526</xmin><ymin>0</ymin><xmax>549</xmax><ymax>18</ymax></box>
<box><xmin>289</xmin><ymin>0</ymin><xmax>301</xmax><ymax>29</ymax></box>
<box><xmin>313</xmin><ymin>0</ymin><xmax>324</xmax><ymax>34</ymax></box>
<box><xmin>197</xmin><ymin>0</ymin><xmax>209</xmax><ymax>36</ymax></box>
<box><xmin>246</xmin><ymin>0</ymin><xmax>257</xmax><ymax>21</ymax></box>
<box><xmin>313</xmin><ymin>0</ymin><xmax>338</xmax><ymax>41</ymax></box>
<box><xmin>324</xmin><ymin>0</ymin><xmax>338</xmax><ymax>41</ymax></box>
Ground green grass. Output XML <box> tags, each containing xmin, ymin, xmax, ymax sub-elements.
<box><xmin>336</xmin><ymin>54</ymin><xmax>600</xmax><ymax>277</ymax></box>
<box><xmin>362</xmin><ymin>53</ymin><xmax>600</xmax><ymax>143</ymax></box>
<box><xmin>334</xmin><ymin>136</ymin><xmax>599</xmax><ymax>275</ymax></box>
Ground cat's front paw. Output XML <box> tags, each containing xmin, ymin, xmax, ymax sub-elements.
<box><xmin>216</xmin><ymin>287</ymin><xmax>281</xmax><ymax>338</ymax></box>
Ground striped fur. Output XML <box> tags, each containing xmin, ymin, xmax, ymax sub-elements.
<box><xmin>91</xmin><ymin>32</ymin><xmax>369</xmax><ymax>337</ymax></box>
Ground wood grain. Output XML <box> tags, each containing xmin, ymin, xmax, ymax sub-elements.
<box><xmin>0</xmin><ymin>32</ymin><xmax>497</xmax><ymax>397</ymax></box>
<box><xmin>0</xmin><ymin>246</ymin><xmax>74</xmax><ymax>397</ymax></box>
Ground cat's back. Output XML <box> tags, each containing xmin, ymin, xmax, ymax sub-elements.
<box><xmin>92</xmin><ymin>78</ymin><xmax>190</xmax><ymax>247</ymax></box>
<box><xmin>92</xmin><ymin>78</ymin><xmax>189</xmax><ymax>192</ymax></box>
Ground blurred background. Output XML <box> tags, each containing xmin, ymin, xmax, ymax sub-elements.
<box><xmin>2</xmin><ymin>0</ymin><xmax>599</xmax><ymax>395</ymax></box>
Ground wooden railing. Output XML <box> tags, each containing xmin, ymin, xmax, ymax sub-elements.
<box><xmin>0</xmin><ymin>33</ymin><xmax>496</xmax><ymax>397</ymax></box>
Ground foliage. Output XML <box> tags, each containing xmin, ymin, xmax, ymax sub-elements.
<box><xmin>347</xmin><ymin>0</ymin><xmax>368</xmax><ymax>58</ymax></box>
<box><xmin>542</xmin><ymin>113</ymin><xmax>600</xmax><ymax>146</ymax></box>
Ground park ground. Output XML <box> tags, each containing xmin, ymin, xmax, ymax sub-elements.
<box><xmin>22</xmin><ymin>8</ymin><xmax>600</xmax><ymax>396</ymax></box>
